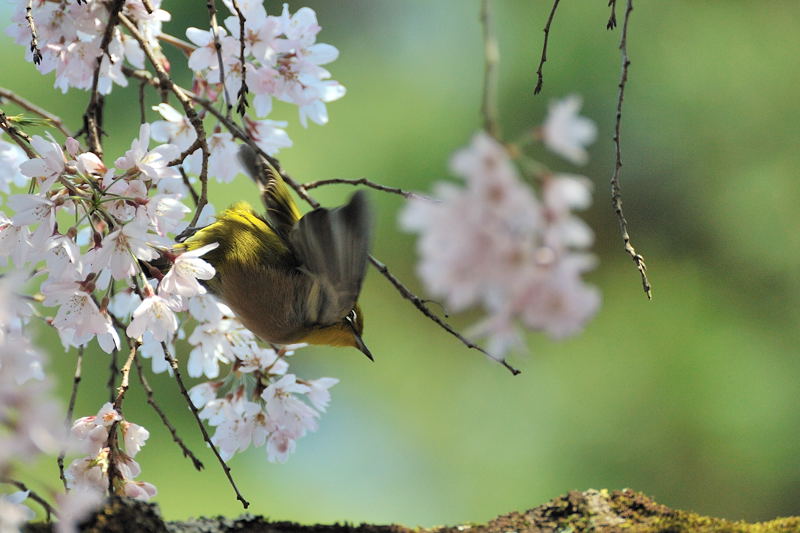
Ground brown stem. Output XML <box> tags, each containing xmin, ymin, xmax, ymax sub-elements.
<box><xmin>206</xmin><ymin>0</ymin><xmax>232</xmax><ymax>117</ymax></box>
<box><xmin>83</xmin><ymin>0</ymin><xmax>126</xmax><ymax>158</ymax></box>
<box><xmin>133</xmin><ymin>351</ymin><xmax>204</xmax><ymax>471</ymax></box>
<box><xmin>58</xmin><ymin>347</ymin><xmax>84</xmax><ymax>490</ymax></box>
<box><xmin>533</xmin><ymin>0</ymin><xmax>561</xmax><ymax>95</ymax></box>
<box><xmin>119</xmin><ymin>14</ymin><xmax>210</xmax><ymax>230</ymax></box>
<box><xmin>300</xmin><ymin>178</ymin><xmax>433</xmax><ymax>201</ymax></box>
<box><xmin>161</xmin><ymin>343</ymin><xmax>250</xmax><ymax>508</ymax></box>
<box><xmin>1</xmin><ymin>478</ymin><xmax>55</xmax><ymax>521</ymax></box>
<box><xmin>0</xmin><ymin>109</ymin><xmax>36</xmax><ymax>158</ymax></box>
<box><xmin>479</xmin><ymin>0</ymin><xmax>500</xmax><ymax>138</ymax></box>
<box><xmin>0</xmin><ymin>87</ymin><xmax>71</xmax><ymax>137</ymax></box>
<box><xmin>610</xmin><ymin>0</ymin><xmax>651</xmax><ymax>299</ymax></box>
<box><xmin>231</xmin><ymin>0</ymin><xmax>250</xmax><ymax>116</ymax></box>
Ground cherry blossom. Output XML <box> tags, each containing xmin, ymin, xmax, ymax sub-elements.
<box><xmin>541</xmin><ymin>95</ymin><xmax>597</xmax><ymax>166</ymax></box>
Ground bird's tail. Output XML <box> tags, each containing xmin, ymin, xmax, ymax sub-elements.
<box><xmin>238</xmin><ymin>145</ymin><xmax>301</xmax><ymax>239</ymax></box>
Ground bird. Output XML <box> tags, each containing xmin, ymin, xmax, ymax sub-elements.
<box><xmin>180</xmin><ymin>145</ymin><xmax>373</xmax><ymax>360</ymax></box>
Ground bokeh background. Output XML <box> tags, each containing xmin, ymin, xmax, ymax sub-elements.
<box><xmin>3</xmin><ymin>0</ymin><xmax>799</xmax><ymax>527</ymax></box>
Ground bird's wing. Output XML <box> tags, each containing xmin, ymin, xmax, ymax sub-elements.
<box><xmin>289</xmin><ymin>190</ymin><xmax>372</xmax><ymax>326</ymax></box>
<box><xmin>237</xmin><ymin>144</ymin><xmax>301</xmax><ymax>239</ymax></box>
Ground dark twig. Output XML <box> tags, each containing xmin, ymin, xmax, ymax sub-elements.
<box><xmin>24</xmin><ymin>0</ymin><xmax>43</xmax><ymax>65</ymax></box>
<box><xmin>479</xmin><ymin>0</ymin><xmax>500</xmax><ymax>138</ymax></box>
<box><xmin>138</xmin><ymin>80</ymin><xmax>148</xmax><ymax>124</ymax></box>
<box><xmin>533</xmin><ymin>0</ymin><xmax>562</xmax><ymax>95</ymax></box>
<box><xmin>179</xmin><ymin>167</ymin><xmax>200</xmax><ymax>207</ymax></box>
<box><xmin>369</xmin><ymin>256</ymin><xmax>520</xmax><ymax>375</ymax></box>
<box><xmin>607</xmin><ymin>0</ymin><xmax>618</xmax><ymax>30</ymax></box>
<box><xmin>58</xmin><ymin>347</ymin><xmax>84</xmax><ymax>490</ymax></box>
<box><xmin>161</xmin><ymin>343</ymin><xmax>250</xmax><ymax>508</ymax></box>
<box><xmin>231</xmin><ymin>0</ymin><xmax>249</xmax><ymax>116</ymax></box>
<box><xmin>83</xmin><ymin>0</ymin><xmax>126</xmax><ymax>158</ymax></box>
<box><xmin>1</xmin><ymin>478</ymin><xmax>55</xmax><ymax>521</ymax></box>
<box><xmin>190</xmin><ymin>92</ymin><xmax>520</xmax><ymax>375</ymax></box>
<box><xmin>133</xmin><ymin>351</ymin><xmax>204</xmax><ymax>471</ymax></box>
<box><xmin>300</xmin><ymin>178</ymin><xmax>433</xmax><ymax>201</ymax></box>
<box><xmin>610</xmin><ymin>0</ymin><xmax>650</xmax><ymax>299</ymax></box>
<box><xmin>119</xmin><ymin>14</ymin><xmax>210</xmax><ymax>230</ymax></box>
<box><xmin>0</xmin><ymin>110</ymin><xmax>36</xmax><ymax>158</ymax></box>
<box><xmin>105</xmin><ymin>341</ymin><xmax>138</xmax><ymax>495</ymax></box>
<box><xmin>108</xmin><ymin>346</ymin><xmax>118</xmax><ymax>404</ymax></box>
<box><xmin>0</xmin><ymin>87</ymin><xmax>71</xmax><ymax>137</ymax></box>
<box><xmin>206</xmin><ymin>0</ymin><xmax>232</xmax><ymax>117</ymax></box>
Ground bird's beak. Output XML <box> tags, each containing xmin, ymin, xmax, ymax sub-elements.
<box><xmin>354</xmin><ymin>333</ymin><xmax>374</xmax><ymax>361</ymax></box>
<box><xmin>346</xmin><ymin>316</ymin><xmax>374</xmax><ymax>361</ymax></box>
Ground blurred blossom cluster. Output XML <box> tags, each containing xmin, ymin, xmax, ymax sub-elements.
<box><xmin>0</xmin><ymin>0</ymin><xmax>344</xmax><ymax>525</ymax></box>
<box><xmin>401</xmin><ymin>96</ymin><xmax>600</xmax><ymax>358</ymax></box>
<box><xmin>7</xmin><ymin>0</ymin><xmax>168</xmax><ymax>94</ymax></box>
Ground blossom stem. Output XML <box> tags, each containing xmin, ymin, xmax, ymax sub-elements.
<box><xmin>160</xmin><ymin>342</ymin><xmax>250</xmax><ymax>508</ymax></box>
<box><xmin>0</xmin><ymin>478</ymin><xmax>55</xmax><ymax>522</ymax></box>
<box><xmin>58</xmin><ymin>347</ymin><xmax>84</xmax><ymax>490</ymax></box>
<box><xmin>610</xmin><ymin>0</ymin><xmax>651</xmax><ymax>299</ymax></box>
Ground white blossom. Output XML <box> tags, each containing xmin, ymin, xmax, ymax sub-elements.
<box><xmin>541</xmin><ymin>95</ymin><xmax>597</xmax><ymax>165</ymax></box>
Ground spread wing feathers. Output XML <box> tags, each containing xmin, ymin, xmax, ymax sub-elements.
<box><xmin>289</xmin><ymin>190</ymin><xmax>372</xmax><ymax>326</ymax></box>
<box><xmin>237</xmin><ymin>144</ymin><xmax>301</xmax><ymax>239</ymax></box>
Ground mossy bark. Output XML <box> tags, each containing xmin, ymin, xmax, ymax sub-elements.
<box><xmin>23</xmin><ymin>489</ymin><xmax>800</xmax><ymax>532</ymax></box>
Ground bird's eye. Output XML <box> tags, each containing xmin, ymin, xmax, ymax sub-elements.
<box><xmin>348</xmin><ymin>309</ymin><xmax>357</xmax><ymax>322</ymax></box>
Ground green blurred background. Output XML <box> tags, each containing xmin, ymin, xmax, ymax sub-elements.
<box><xmin>3</xmin><ymin>0</ymin><xmax>800</xmax><ymax>526</ymax></box>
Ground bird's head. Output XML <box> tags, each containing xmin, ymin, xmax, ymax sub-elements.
<box><xmin>302</xmin><ymin>304</ymin><xmax>372</xmax><ymax>360</ymax></box>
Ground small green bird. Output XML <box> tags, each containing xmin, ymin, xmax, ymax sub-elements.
<box><xmin>182</xmin><ymin>145</ymin><xmax>373</xmax><ymax>359</ymax></box>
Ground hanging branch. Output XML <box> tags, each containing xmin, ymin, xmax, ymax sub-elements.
<box><xmin>58</xmin><ymin>347</ymin><xmax>84</xmax><ymax>490</ymax></box>
<box><xmin>533</xmin><ymin>0</ymin><xmax>562</xmax><ymax>95</ymax></box>
<box><xmin>24</xmin><ymin>0</ymin><xmax>43</xmax><ymax>65</ymax></box>
<box><xmin>206</xmin><ymin>0</ymin><xmax>233</xmax><ymax>117</ymax></box>
<box><xmin>0</xmin><ymin>87</ymin><xmax>71</xmax><ymax>137</ymax></box>
<box><xmin>118</xmin><ymin>14</ymin><xmax>211</xmax><ymax>230</ymax></box>
<box><xmin>82</xmin><ymin>0</ymin><xmax>127</xmax><ymax>158</ymax></box>
<box><xmin>607</xmin><ymin>0</ymin><xmax>618</xmax><ymax>30</ymax></box>
<box><xmin>1</xmin><ymin>478</ymin><xmax>55</xmax><ymax>521</ymax></box>
<box><xmin>299</xmin><ymin>177</ymin><xmax>432</xmax><ymax>201</ymax></box>
<box><xmin>107</xmin><ymin>346</ymin><xmax>118</xmax><ymax>404</ymax></box>
<box><xmin>0</xmin><ymin>110</ymin><xmax>36</xmax><ymax>158</ymax></box>
<box><xmin>161</xmin><ymin>343</ymin><xmax>250</xmax><ymax>509</ymax></box>
<box><xmin>610</xmin><ymin>0</ymin><xmax>651</xmax><ymax>299</ymax></box>
<box><xmin>133</xmin><ymin>353</ymin><xmax>204</xmax><ymax>471</ymax></box>
<box><xmin>479</xmin><ymin>0</ymin><xmax>500</xmax><ymax>138</ymax></box>
<box><xmin>231</xmin><ymin>0</ymin><xmax>250</xmax><ymax>116</ymax></box>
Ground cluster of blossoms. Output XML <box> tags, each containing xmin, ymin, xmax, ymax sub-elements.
<box><xmin>401</xmin><ymin>96</ymin><xmax>600</xmax><ymax>357</ymax></box>
<box><xmin>7</xmin><ymin>0</ymin><xmax>169</xmax><ymax>94</ymax></box>
<box><xmin>65</xmin><ymin>403</ymin><xmax>154</xmax><ymax>500</ymax></box>
<box><xmin>1</xmin><ymin>1</ymin><xmax>346</xmax><ymax>524</ymax></box>
<box><xmin>0</xmin><ymin>276</ymin><xmax>103</xmax><ymax>532</ymax></box>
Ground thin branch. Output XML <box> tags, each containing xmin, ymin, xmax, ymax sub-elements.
<box><xmin>300</xmin><ymin>178</ymin><xmax>433</xmax><ymax>201</ymax></box>
<box><xmin>161</xmin><ymin>343</ymin><xmax>250</xmax><ymax>508</ymax></box>
<box><xmin>533</xmin><ymin>0</ymin><xmax>562</xmax><ymax>95</ymax></box>
<box><xmin>108</xmin><ymin>345</ymin><xmax>118</xmax><ymax>404</ymax></box>
<box><xmin>231</xmin><ymin>0</ymin><xmax>250</xmax><ymax>116</ymax></box>
<box><xmin>0</xmin><ymin>110</ymin><xmax>36</xmax><ymax>158</ymax></box>
<box><xmin>83</xmin><ymin>0</ymin><xmax>126</xmax><ymax>158</ymax></box>
<box><xmin>24</xmin><ymin>0</ymin><xmax>43</xmax><ymax>65</ymax></box>
<box><xmin>133</xmin><ymin>351</ymin><xmax>204</xmax><ymax>471</ymax></box>
<box><xmin>1</xmin><ymin>478</ymin><xmax>55</xmax><ymax>521</ymax></box>
<box><xmin>189</xmin><ymin>92</ymin><xmax>520</xmax><ymax>375</ymax></box>
<box><xmin>58</xmin><ymin>347</ymin><xmax>84</xmax><ymax>490</ymax></box>
<box><xmin>156</xmin><ymin>32</ymin><xmax>196</xmax><ymax>55</ymax></box>
<box><xmin>610</xmin><ymin>0</ymin><xmax>651</xmax><ymax>299</ymax></box>
<box><xmin>106</xmin><ymin>341</ymin><xmax>138</xmax><ymax>494</ymax></box>
<box><xmin>607</xmin><ymin>0</ymin><xmax>618</xmax><ymax>30</ymax></box>
<box><xmin>479</xmin><ymin>0</ymin><xmax>500</xmax><ymax>138</ymax></box>
<box><xmin>119</xmin><ymin>14</ymin><xmax>210</xmax><ymax>230</ymax></box>
<box><xmin>138</xmin><ymin>79</ymin><xmax>148</xmax><ymax>124</ymax></box>
<box><xmin>369</xmin><ymin>256</ymin><xmax>520</xmax><ymax>375</ymax></box>
<box><xmin>179</xmin><ymin>167</ymin><xmax>200</xmax><ymax>207</ymax></box>
<box><xmin>206</xmin><ymin>0</ymin><xmax>232</xmax><ymax>117</ymax></box>
<box><xmin>0</xmin><ymin>87</ymin><xmax>71</xmax><ymax>137</ymax></box>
